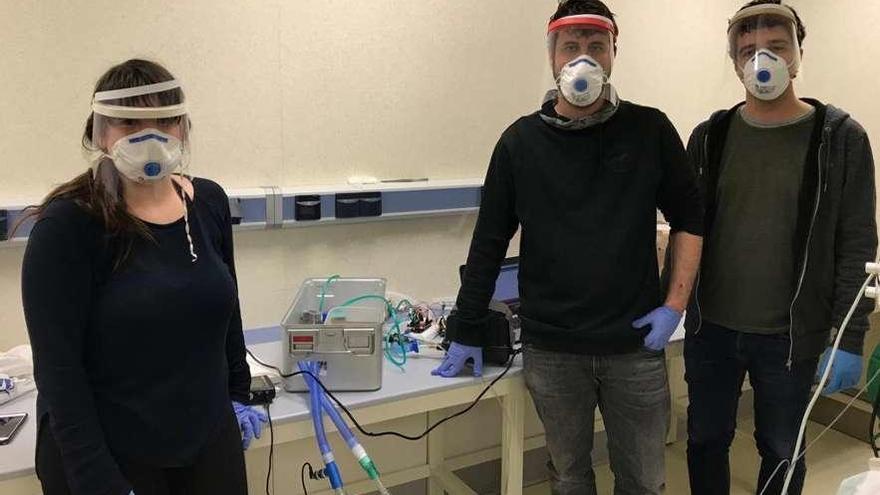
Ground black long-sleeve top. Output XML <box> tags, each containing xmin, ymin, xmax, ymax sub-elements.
<box><xmin>21</xmin><ymin>177</ymin><xmax>250</xmax><ymax>495</ymax></box>
<box><xmin>446</xmin><ymin>100</ymin><xmax>704</xmax><ymax>354</ymax></box>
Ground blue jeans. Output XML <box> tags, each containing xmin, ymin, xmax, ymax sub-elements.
<box><xmin>685</xmin><ymin>322</ymin><xmax>819</xmax><ymax>495</ymax></box>
<box><xmin>523</xmin><ymin>345</ymin><xmax>669</xmax><ymax>495</ymax></box>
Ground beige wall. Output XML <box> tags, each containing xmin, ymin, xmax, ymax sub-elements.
<box><xmin>0</xmin><ymin>0</ymin><xmax>547</xmax><ymax>348</ymax></box>
<box><xmin>1</xmin><ymin>1</ymin><xmax>879</xmax><ymax>492</ymax></box>
<box><xmin>0</xmin><ymin>0</ymin><xmax>554</xmax><ymax>350</ymax></box>
<box><xmin>0</xmin><ymin>0</ymin><xmax>553</xmax><ymax>201</ymax></box>
<box><xmin>2</xmin><ymin>0</ymin><xmax>879</xmax><ymax>348</ymax></box>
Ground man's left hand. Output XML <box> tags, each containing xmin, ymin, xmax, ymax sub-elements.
<box><xmin>633</xmin><ymin>305</ymin><xmax>683</xmax><ymax>351</ymax></box>
<box><xmin>816</xmin><ymin>348</ymin><xmax>862</xmax><ymax>395</ymax></box>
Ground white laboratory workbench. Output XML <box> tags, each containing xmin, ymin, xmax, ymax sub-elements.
<box><xmin>242</xmin><ymin>340</ymin><xmax>528</xmax><ymax>495</ymax></box>
<box><xmin>0</xmin><ymin>339</ymin><xmax>528</xmax><ymax>495</ymax></box>
<box><xmin>0</xmin><ymin>323</ymin><xmax>687</xmax><ymax>495</ymax></box>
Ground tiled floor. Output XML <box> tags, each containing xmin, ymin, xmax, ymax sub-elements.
<box><xmin>523</xmin><ymin>420</ymin><xmax>870</xmax><ymax>494</ymax></box>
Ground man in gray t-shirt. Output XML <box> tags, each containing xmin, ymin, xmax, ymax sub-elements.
<box><xmin>701</xmin><ymin>108</ymin><xmax>814</xmax><ymax>334</ymax></box>
<box><xmin>680</xmin><ymin>2</ymin><xmax>877</xmax><ymax>495</ymax></box>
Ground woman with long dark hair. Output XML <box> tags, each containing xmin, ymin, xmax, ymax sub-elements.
<box><xmin>20</xmin><ymin>59</ymin><xmax>266</xmax><ymax>495</ymax></box>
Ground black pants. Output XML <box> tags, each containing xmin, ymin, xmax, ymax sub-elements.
<box><xmin>36</xmin><ymin>410</ymin><xmax>248</xmax><ymax>495</ymax></box>
<box><xmin>685</xmin><ymin>322</ymin><xmax>818</xmax><ymax>495</ymax></box>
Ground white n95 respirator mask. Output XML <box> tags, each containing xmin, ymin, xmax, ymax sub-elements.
<box><xmin>109</xmin><ymin>128</ymin><xmax>184</xmax><ymax>182</ymax></box>
<box><xmin>557</xmin><ymin>55</ymin><xmax>606</xmax><ymax>108</ymax></box>
<box><xmin>742</xmin><ymin>48</ymin><xmax>792</xmax><ymax>101</ymax></box>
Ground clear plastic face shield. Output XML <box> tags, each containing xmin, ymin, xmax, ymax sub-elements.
<box><xmin>89</xmin><ymin>79</ymin><xmax>198</xmax><ymax>262</ymax></box>
<box><xmin>88</xmin><ymin>79</ymin><xmax>190</xmax><ymax>189</ymax></box>
<box><xmin>547</xmin><ymin>15</ymin><xmax>617</xmax><ymax>107</ymax></box>
<box><xmin>727</xmin><ymin>4</ymin><xmax>802</xmax><ymax>101</ymax></box>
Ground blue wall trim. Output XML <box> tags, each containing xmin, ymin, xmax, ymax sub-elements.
<box><xmin>1</xmin><ymin>184</ymin><xmax>483</xmax><ymax>243</ymax></box>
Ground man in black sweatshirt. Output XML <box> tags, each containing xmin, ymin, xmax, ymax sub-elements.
<box><xmin>683</xmin><ymin>2</ymin><xmax>877</xmax><ymax>495</ymax></box>
<box><xmin>431</xmin><ymin>1</ymin><xmax>704</xmax><ymax>494</ymax></box>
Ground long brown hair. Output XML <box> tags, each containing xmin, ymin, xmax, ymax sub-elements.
<box><xmin>15</xmin><ymin>59</ymin><xmax>186</xmax><ymax>268</ymax></box>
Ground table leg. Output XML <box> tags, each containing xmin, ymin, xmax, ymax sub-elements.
<box><xmin>501</xmin><ymin>384</ymin><xmax>525</xmax><ymax>495</ymax></box>
<box><xmin>427</xmin><ymin>410</ymin><xmax>446</xmax><ymax>495</ymax></box>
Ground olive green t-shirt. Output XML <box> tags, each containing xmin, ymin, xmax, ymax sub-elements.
<box><xmin>700</xmin><ymin>107</ymin><xmax>816</xmax><ymax>334</ymax></box>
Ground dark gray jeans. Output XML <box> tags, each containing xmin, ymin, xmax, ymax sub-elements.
<box><xmin>523</xmin><ymin>345</ymin><xmax>669</xmax><ymax>495</ymax></box>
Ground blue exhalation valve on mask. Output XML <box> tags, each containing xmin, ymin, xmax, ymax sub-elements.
<box><xmin>144</xmin><ymin>162</ymin><xmax>162</xmax><ymax>177</ymax></box>
<box><xmin>757</xmin><ymin>69</ymin><xmax>772</xmax><ymax>83</ymax></box>
<box><xmin>574</xmin><ymin>79</ymin><xmax>589</xmax><ymax>92</ymax></box>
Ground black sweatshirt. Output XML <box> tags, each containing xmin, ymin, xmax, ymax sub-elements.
<box><xmin>21</xmin><ymin>178</ymin><xmax>250</xmax><ymax>495</ymax></box>
<box><xmin>446</xmin><ymin>100</ymin><xmax>704</xmax><ymax>354</ymax></box>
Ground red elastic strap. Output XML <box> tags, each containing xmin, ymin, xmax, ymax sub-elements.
<box><xmin>548</xmin><ymin>14</ymin><xmax>616</xmax><ymax>38</ymax></box>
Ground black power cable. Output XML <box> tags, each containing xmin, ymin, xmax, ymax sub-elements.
<box><xmin>301</xmin><ymin>462</ymin><xmax>312</xmax><ymax>495</ymax></box>
<box><xmin>265</xmin><ymin>405</ymin><xmax>273</xmax><ymax>495</ymax></box>
<box><xmin>246</xmin><ymin>347</ymin><xmax>520</xmax><ymax>441</ymax></box>
<box><xmin>299</xmin><ymin>461</ymin><xmax>328</xmax><ymax>494</ymax></box>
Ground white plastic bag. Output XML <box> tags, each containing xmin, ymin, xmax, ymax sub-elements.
<box><xmin>838</xmin><ymin>459</ymin><xmax>880</xmax><ymax>495</ymax></box>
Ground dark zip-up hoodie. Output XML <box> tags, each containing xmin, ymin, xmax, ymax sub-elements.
<box><xmin>680</xmin><ymin>100</ymin><xmax>877</xmax><ymax>362</ymax></box>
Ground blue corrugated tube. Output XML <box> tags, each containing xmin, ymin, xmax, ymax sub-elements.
<box><xmin>300</xmin><ymin>361</ymin><xmax>344</xmax><ymax>492</ymax></box>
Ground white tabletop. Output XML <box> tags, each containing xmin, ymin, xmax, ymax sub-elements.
<box><xmin>0</xmin><ymin>340</ymin><xmax>521</xmax><ymax>481</ymax></box>
<box><xmin>0</xmin><ymin>319</ymin><xmax>686</xmax><ymax>482</ymax></box>
<box><xmin>245</xmin><ymin>340</ymin><xmax>522</xmax><ymax>424</ymax></box>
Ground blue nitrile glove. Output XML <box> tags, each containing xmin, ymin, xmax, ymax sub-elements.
<box><xmin>431</xmin><ymin>342</ymin><xmax>483</xmax><ymax>378</ymax></box>
<box><xmin>232</xmin><ymin>401</ymin><xmax>269</xmax><ymax>450</ymax></box>
<box><xmin>816</xmin><ymin>348</ymin><xmax>863</xmax><ymax>395</ymax></box>
<box><xmin>632</xmin><ymin>306</ymin><xmax>683</xmax><ymax>351</ymax></box>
